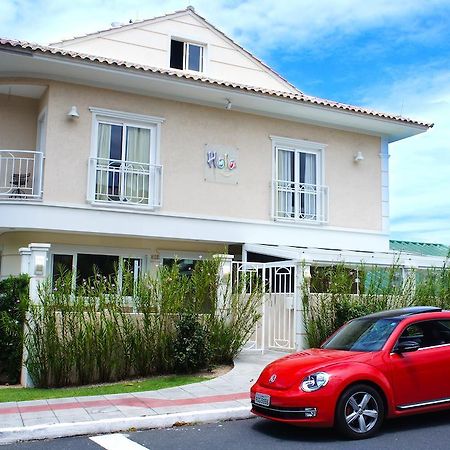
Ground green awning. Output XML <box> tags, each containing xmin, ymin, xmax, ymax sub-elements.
<box><xmin>390</xmin><ymin>240</ymin><xmax>450</xmax><ymax>257</ymax></box>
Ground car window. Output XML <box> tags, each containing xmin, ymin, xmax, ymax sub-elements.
<box><xmin>322</xmin><ymin>318</ymin><xmax>399</xmax><ymax>352</ymax></box>
<box><xmin>437</xmin><ymin>320</ymin><xmax>450</xmax><ymax>344</ymax></box>
<box><xmin>398</xmin><ymin>320</ymin><xmax>450</xmax><ymax>349</ymax></box>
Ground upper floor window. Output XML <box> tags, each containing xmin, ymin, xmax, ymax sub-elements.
<box><xmin>170</xmin><ymin>39</ymin><xmax>204</xmax><ymax>72</ymax></box>
<box><xmin>88</xmin><ymin>108</ymin><xmax>164</xmax><ymax>209</ymax></box>
<box><xmin>271</xmin><ymin>136</ymin><xmax>328</xmax><ymax>223</ymax></box>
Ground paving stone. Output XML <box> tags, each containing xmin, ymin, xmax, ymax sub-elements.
<box><xmin>0</xmin><ymin>414</ymin><xmax>23</xmax><ymax>428</ymax></box>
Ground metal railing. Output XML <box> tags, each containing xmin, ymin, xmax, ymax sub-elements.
<box><xmin>0</xmin><ymin>150</ymin><xmax>44</xmax><ymax>199</ymax></box>
<box><xmin>89</xmin><ymin>157</ymin><xmax>162</xmax><ymax>208</ymax></box>
<box><xmin>274</xmin><ymin>180</ymin><xmax>328</xmax><ymax>223</ymax></box>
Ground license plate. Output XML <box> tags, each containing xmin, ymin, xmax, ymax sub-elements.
<box><xmin>255</xmin><ymin>392</ymin><xmax>270</xmax><ymax>407</ymax></box>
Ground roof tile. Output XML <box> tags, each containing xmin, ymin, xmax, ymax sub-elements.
<box><xmin>0</xmin><ymin>37</ymin><xmax>433</xmax><ymax>128</ymax></box>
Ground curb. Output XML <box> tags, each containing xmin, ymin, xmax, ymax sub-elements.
<box><xmin>0</xmin><ymin>406</ymin><xmax>253</xmax><ymax>445</ymax></box>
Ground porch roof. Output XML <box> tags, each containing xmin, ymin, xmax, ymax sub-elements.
<box><xmin>243</xmin><ymin>243</ymin><xmax>448</xmax><ymax>269</ymax></box>
<box><xmin>389</xmin><ymin>240</ymin><xmax>450</xmax><ymax>258</ymax></box>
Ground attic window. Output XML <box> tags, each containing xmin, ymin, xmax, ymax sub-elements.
<box><xmin>170</xmin><ymin>39</ymin><xmax>204</xmax><ymax>72</ymax></box>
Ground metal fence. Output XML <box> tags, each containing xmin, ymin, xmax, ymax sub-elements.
<box><xmin>0</xmin><ymin>150</ymin><xmax>44</xmax><ymax>199</ymax></box>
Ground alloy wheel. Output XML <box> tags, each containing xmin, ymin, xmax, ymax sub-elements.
<box><xmin>344</xmin><ymin>391</ymin><xmax>379</xmax><ymax>434</ymax></box>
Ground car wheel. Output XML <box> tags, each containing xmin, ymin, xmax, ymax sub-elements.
<box><xmin>335</xmin><ymin>384</ymin><xmax>384</xmax><ymax>439</ymax></box>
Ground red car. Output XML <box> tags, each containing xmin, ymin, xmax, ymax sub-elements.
<box><xmin>251</xmin><ymin>306</ymin><xmax>450</xmax><ymax>439</ymax></box>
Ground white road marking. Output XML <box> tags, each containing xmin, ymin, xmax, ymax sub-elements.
<box><xmin>89</xmin><ymin>433</ymin><xmax>149</xmax><ymax>450</ymax></box>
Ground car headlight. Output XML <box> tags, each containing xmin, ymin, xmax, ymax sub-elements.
<box><xmin>301</xmin><ymin>372</ymin><xmax>330</xmax><ymax>392</ymax></box>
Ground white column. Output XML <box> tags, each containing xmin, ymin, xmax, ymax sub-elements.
<box><xmin>213</xmin><ymin>254</ymin><xmax>233</xmax><ymax>314</ymax></box>
<box><xmin>19</xmin><ymin>247</ymin><xmax>31</xmax><ymax>274</ymax></box>
<box><xmin>295</xmin><ymin>262</ymin><xmax>311</xmax><ymax>350</ymax></box>
<box><xmin>28</xmin><ymin>243</ymin><xmax>51</xmax><ymax>304</ymax></box>
<box><xmin>380</xmin><ymin>138</ymin><xmax>390</xmax><ymax>234</ymax></box>
<box><xmin>20</xmin><ymin>243</ymin><xmax>51</xmax><ymax>387</ymax></box>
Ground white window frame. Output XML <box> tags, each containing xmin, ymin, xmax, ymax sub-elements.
<box><xmin>50</xmin><ymin>246</ymin><xmax>149</xmax><ymax>294</ymax></box>
<box><xmin>88</xmin><ymin>107</ymin><xmax>165</xmax><ymax>209</ymax></box>
<box><xmin>158</xmin><ymin>250</ymin><xmax>211</xmax><ymax>267</ymax></box>
<box><xmin>169</xmin><ymin>36</ymin><xmax>206</xmax><ymax>73</ymax></box>
<box><xmin>270</xmin><ymin>135</ymin><xmax>327</xmax><ymax>224</ymax></box>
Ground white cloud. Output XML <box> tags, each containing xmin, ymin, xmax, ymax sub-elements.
<box><xmin>1</xmin><ymin>0</ymin><xmax>449</xmax><ymax>49</ymax></box>
<box><xmin>362</xmin><ymin>68</ymin><xmax>450</xmax><ymax>244</ymax></box>
<box><xmin>200</xmin><ymin>0</ymin><xmax>450</xmax><ymax>56</ymax></box>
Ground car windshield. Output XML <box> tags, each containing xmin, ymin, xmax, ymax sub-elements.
<box><xmin>321</xmin><ymin>318</ymin><xmax>400</xmax><ymax>352</ymax></box>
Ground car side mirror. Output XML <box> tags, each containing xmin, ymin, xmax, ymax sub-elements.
<box><xmin>394</xmin><ymin>340</ymin><xmax>420</xmax><ymax>354</ymax></box>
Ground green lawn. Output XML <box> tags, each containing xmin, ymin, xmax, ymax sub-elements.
<box><xmin>0</xmin><ymin>374</ymin><xmax>211</xmax><ymax>403</ymax></box>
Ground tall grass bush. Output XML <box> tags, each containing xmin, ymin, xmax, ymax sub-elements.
<box><xmin>303</xmin><ymin>262</ymin><xmax>450</xmax><ymax>348</ymax></box>
<box><xmin>24</xmin><ymin>258</ymin><xmax>263</xmax><ymax>387</ymax></box>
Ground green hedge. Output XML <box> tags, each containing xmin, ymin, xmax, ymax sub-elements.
<box><xmin>303</xmin><ymin>263</ymin><xmax>450</xmax><ymax>348</ymax></box>
<box><xmin>0</xmin><ymin>275</ymin><xmax>29</xmax><ymax>384</ymax></box>
<box><xmin>25</xmin><ymin>259</ymin><xmax>263</xmax><ymax>387</ymax></box>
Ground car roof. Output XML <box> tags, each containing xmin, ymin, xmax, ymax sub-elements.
<box><xmin>358</xmin><ymin>306</ymin><xmax>443</xmax><ymax>320</ymax></box>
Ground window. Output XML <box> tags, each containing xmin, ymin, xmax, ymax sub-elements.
<box><xmin>163</xmin><ymin>258</ymin><xmax>199</xmax><ymax>277</ymax></box>
<box><xmin>76</xmin><ymin>253</ymin><xmax>119</xmax><ymax>286</ymax></box>
<box><xmin>170</xmin><ymin>39</ymin><xmax>204</xmax><ymax>72</ymax></box>
<box><xmin>52</xmin><ymin>254</ymin><xmax>73</xmax><ymax>283</ymax></box>
<box><xmin>272</xmin><ymin>136</ymin><xmax>327</xmax><ymax>223</ymax></box>
<box><xmin>397</xmin><ymin>320</ymin><xmax>450</xmax><ymax>349</ymax></box>
<box><xmin>89</xmin><ymin>108</ymin><xmax>164</xmax><ymax>208</ymax></box>
<box><xmin>51</xmin><ymin>253</ymin><xmax>142</xmax><ymax>293</ymax></box>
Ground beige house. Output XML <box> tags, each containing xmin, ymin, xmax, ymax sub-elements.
<box><xmin>0</xmin><ymin>8</ymin><xmax>443</xmax><ymax>350</ymax></box>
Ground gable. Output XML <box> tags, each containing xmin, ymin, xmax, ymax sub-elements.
<box><xmin>52</xmin><ymin>9</ymin><xmax>298</xmax><ymax>93</ymax></box>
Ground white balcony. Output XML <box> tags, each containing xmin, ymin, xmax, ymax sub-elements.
<box><xmin>88</xmin><ymin>157</ymin><xmax>162</xmax><ymax>208</ymax></box>
<box><xmin>0</xmin><ymin>150</ymin><xmax>44</xmax><ymax>200</ymax></box>
<box><xmin>274</xmin><ymin>180</ymin><xmax>328</xmax><ymax>223</ymax></box>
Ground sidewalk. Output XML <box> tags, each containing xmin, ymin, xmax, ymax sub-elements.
<box><xmin>0</xmin><ymin>351</ymin><xmax>281</xmax><ymax>445</ymax></box>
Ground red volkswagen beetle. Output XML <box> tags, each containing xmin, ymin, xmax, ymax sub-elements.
<box><xmin>251</xmin><ymin>306</ymin><xmax>450</xmax><ymax>439</ymax></box>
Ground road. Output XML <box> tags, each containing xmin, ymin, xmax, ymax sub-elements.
<box><xmin>3</xmin><ymin>410</ymin><xmax>450</xmax><ymax>450</ymax></box>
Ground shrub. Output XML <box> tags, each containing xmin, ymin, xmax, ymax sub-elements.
<box><xmin>0</xmin><ymin>274</ymin><xmax>29</xmax><ymax>384</ymax></box>
<box><xmin>302</xmin><ymin>262</ymin><xmax>450</xmax><ymax>348</ymax></box>
<box><xmin>24</xmin><ymin>257</ymin><xmax>263</xmax><ymax>387</ymax></box>
<box><xmin>207</xmin><ymin>267</ymin><xmax>263</xmax><ymax>364</ymax></box>
<box><xmin>173</xmin><ymin>312</ymin><xmax>210</xmax><ymax>373</ymax></box>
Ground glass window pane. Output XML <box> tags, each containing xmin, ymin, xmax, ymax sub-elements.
<box><xmin>76</xmin><ymin>254</ymin><xmax>119</xmax><ymax>286</ymax></box>
<box><xmin>322</xmin><ymin>318</ymin><xmax>399</xmax><ymax>352</ymax></box>
<box><xmin>126</xmin><ymin>127</ymin><xmax>150</xmax><ymax>164</ymax></box>
<box><xmin>122</xmin><ymin>258</ymin><xmax>141</xmax><ymax>296</ymax></box>
<box><xmin>299</xmin><ymin>152</ymin><xmax>316</xmax><ymax>184</ymax></box>
<box><xmin>163</xmin><ymin>258</ymin><xmax>198</xmax><ymax>277</ymax></box>
<box><xmin>170</xmin><ymin>40</ymin><xmax>184</xmax><ymax>69</ymax></box>
<box><xmin>52</xmin><ymin>254</ymin><xmax>73</xmax><ymax>283</ymax></box>
<box><xmin>277</xmin><ymin>149</ymin><xmax>295</xmax><ymax>217</ymax></box>
<box><xmin>109</xmin><ymin>125</ymin><xmax>123</xmax><ymax>161</ymax></box>
<box><xmin>188</xmin><ymin>44</ymin><xmax>202</xmax><ymax>71</ymax></box>
<box><xmin>278</xmin><ymin>149</ymin><xmax>294</xmax><ymax>181</ymax></box>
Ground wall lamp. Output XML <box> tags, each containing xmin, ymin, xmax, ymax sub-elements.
<box><xmin>354</xmin><ymin>151</ymin><xmax>364</xmax><ymax>162</ymax></box>
<box><xmin>67</xmin><ymin>105</ymin><xmax>80</xmax><ymax>119</ymax></box>
<box><xmin>225</xmin><ymin>99</ymin><xmax>232</xmax><ymax>110</ymax></box>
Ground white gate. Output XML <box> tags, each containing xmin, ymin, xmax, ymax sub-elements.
<box><xmin>233</xmin><ymin>261</ymin><xmax>298</xmax><ymax>352</ymax></box>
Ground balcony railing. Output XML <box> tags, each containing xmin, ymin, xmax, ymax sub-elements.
<box><xmin>274</xmin><ymin>180</ymin><xmax>328</xmax><ymax>223</ymax></box>
<box><xmin>0</xmin><ymin>150</ymin><xmax>44</xmax><ymax>200</ymax></box>
<box><xmin>88</xmin><ymin>157</ymin><xmax>162</xmax><ymax>208</ymax></box>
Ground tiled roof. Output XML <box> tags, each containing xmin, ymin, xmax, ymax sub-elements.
<box><xmin>0</xmin><ymin>37</ymin><xmax>433</xmax><ymax>129</ymax></box>
<box><xmin>390</xmin><ymin>240</ymin><xmax>450</xmax><ymax>258</ymax></box>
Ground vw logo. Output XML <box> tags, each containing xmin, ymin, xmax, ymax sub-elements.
<box><xmin>269</xmin><ymin>374</ymin><xmax>277</xmax><ymax>383</ymax></box>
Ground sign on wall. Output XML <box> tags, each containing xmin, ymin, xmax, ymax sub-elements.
<box><xmin>204</xmin><ymin>145</ymin><xmax>239</xmax><ymax>184</ymax></box>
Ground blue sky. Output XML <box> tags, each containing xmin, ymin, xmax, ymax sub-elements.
<box><xmin>2</xmin><ymin>0</ymin><xmax>449</xmax><ymax>244</ymax></box>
